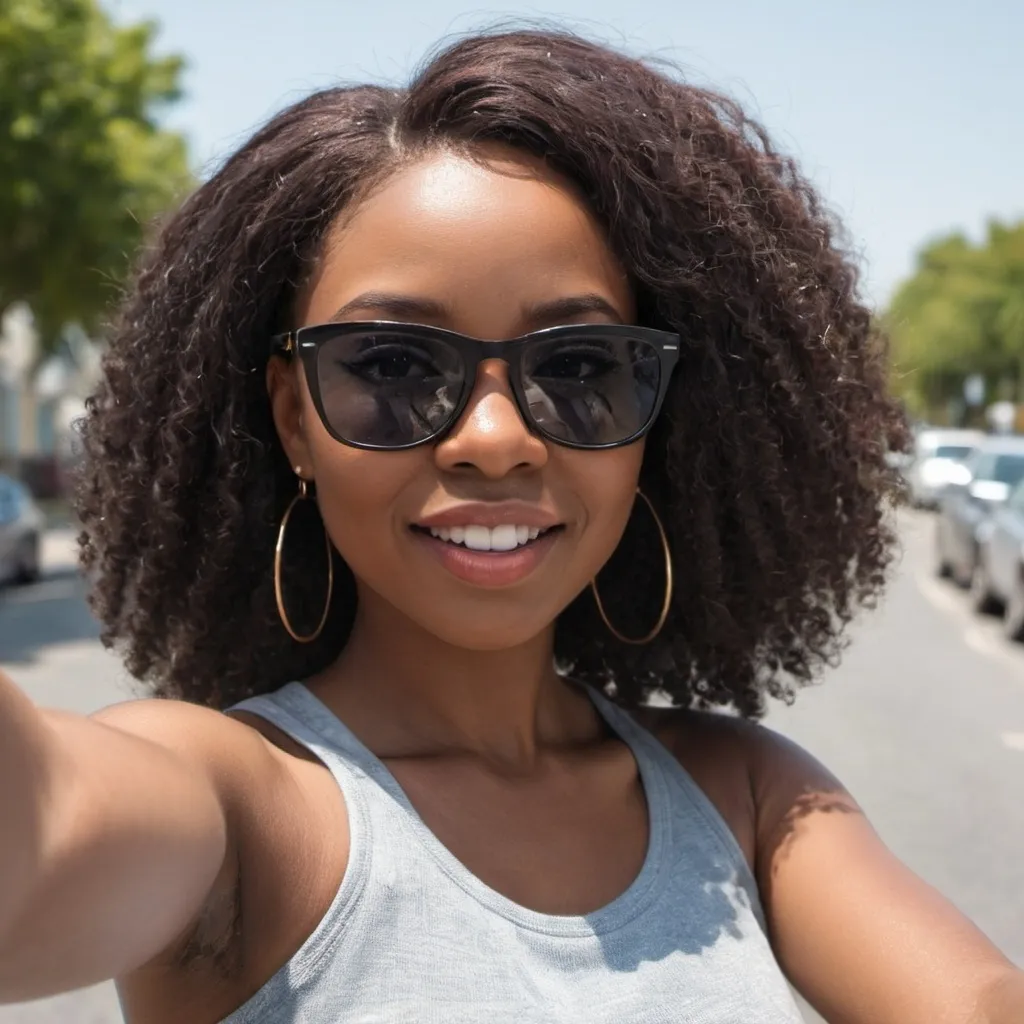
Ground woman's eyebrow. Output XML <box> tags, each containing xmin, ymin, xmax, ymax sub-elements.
<box><xmin>521</xmin><ymin>294</ymin><xmax>626</xmax><ymax>325</ymax></box>
<box><xmin>328</xmin><ymin>292</ymin><xmax>451</xmax><ymax>322</ymax></box>
<box><xmin>326</xmin><ymin>291</ymin><xmax>626</xmax><ymax>326</ymax></box>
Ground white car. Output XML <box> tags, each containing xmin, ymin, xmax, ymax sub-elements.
<box><xmin>907</xmin><ymin>429</ymin><xmax>985</xmax><ymax>508</ymax></box>
<box><xmin>0</xmin><ymin>475</ymin><xmax>43</xmax><ymax>585</ymax></box>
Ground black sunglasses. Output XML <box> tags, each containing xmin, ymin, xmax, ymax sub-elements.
<box><xmin>271</xmin><ymin>321</ymin><xmax>680</xmax><ymax>451</ymax></box>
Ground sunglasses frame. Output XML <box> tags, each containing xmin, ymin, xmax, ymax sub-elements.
<box><xmin>270</xmin><ymin>320</ymin><xmax>681</xmax><ymax>451</ymax></box>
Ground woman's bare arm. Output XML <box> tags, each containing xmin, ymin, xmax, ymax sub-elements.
<box><xmin>749</xmin><ymin>724</ymin><xmax>1023</xmax><ymax>1024</ymax></box>
<box><xmin>0</xmin><ymin>668</ymin><xmax>266</xmax><ymax>1002</ymax></box>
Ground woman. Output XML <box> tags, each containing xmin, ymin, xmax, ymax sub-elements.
<box><xmin>0</xmin><ymin>28</ymin><xmax>1020</xmax><ymax>1024</ymax></box>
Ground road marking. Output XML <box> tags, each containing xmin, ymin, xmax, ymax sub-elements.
<box><xmin>915</xmin><ymin>571</ymin><xmax>1024</xmax><ymax>683</ymax></box>
<box><xmin>1001</xmin><ymin>732</ymin><xmax>1024</xmax><ymax>751</ymax></box>
<box><xmin>964</xmin><ymin>624</ymin><xmax>1003</xmax><ymax>657</ymax></box>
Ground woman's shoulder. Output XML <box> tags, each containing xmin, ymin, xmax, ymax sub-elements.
<box><xmin>630</xmin><ymin>704</ymin><xmax>856</xmax><ymax>878</ymax></box>
<box><xmin>93</xmin><ymin>694</ymin><xmax>339</xmax><ymax>794</ymax></box>
<box><xmin>100</xmin><ymin>698</ymin><xmax>349</xmax><ymax>1023</ymax></box>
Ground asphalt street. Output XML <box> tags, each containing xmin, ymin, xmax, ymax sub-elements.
<box><xmin>0</xmin><ymin>511</ymin><xmax>1021</xmax><ymax>1024</ymax></box>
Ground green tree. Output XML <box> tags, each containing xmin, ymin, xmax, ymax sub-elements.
<box><xmin>0</xmin><ymin>0</ymin><xmax>192</xmax><ymax>348</ymax></box>
<box><xmin>887</xmin><ymin>220</ymin><xmax>1024</xmax><ymax>419</ymax></box>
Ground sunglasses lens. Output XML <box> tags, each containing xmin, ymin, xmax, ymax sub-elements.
<box><xmin>315</xmin><ymin>329</ymin><xmax>465</xmax><ymax>447</ymax></box>
<box><xmin>521</xmin><ymin>333</ymin><xmax>663</xmax><ymax>446</ymax></box>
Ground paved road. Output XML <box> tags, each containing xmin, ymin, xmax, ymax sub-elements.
<box><xmin>0</xmin><ymin>512</ymin><xmax>1021</xmax><ymax>1023</ymax></box>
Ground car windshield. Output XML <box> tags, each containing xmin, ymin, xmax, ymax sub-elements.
<box><xmin>969</xmin><ymin>451</ymin><xmax>1024</xmax><ymax>486</ymax></box>
<box><xmin>989</xmin><ymin>454</ymin><xmax>1024</xmax><ymax>485</ymax></box>
<box><xmin>932</xmin><ymin>445</ymin><xmax>974</xmax><ymax>460</ymax></box>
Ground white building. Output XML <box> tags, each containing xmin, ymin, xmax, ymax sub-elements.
<box><xmin>0</xmin><ymin>303</ymin><xmax>102</xmax><ymax>473</ymax></box>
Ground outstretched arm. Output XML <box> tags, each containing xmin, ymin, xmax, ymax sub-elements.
<box><xmin>0</xmin><ymin>668</ymin><xmax>263</xmax><ymax>1002</ymax></box>
<box><xmin>750</xmin><ymin>726</ymin><xmax>1023</xmax><ymax>1024</ymax></box>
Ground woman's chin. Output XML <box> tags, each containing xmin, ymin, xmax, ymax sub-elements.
<box><xmin>417</xmin><ymin>610</ymin><xmax>559</xmax><ymax>653</ymax></box>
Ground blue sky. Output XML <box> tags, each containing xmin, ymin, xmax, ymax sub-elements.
<box><xmin>110</xmin><ymin>0</ymin><xmax>1023</xmax><ymax>308</ymax></box>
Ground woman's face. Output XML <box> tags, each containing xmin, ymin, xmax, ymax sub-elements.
<box><xmin>270</xmin><ymin>148</ymin><xmax>643</xmax><ymax>650</ymax></box>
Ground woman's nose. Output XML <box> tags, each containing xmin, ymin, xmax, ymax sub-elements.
<box><xmin>433</xmin><ymin>361</ymin><xmax>548</xmax><ymax>478</ymax></box>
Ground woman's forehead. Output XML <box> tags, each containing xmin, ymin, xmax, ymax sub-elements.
<box><xmin>300</xmin><ymin>150</ymin><xmax>633</xmax><ymax>331</ymax></box>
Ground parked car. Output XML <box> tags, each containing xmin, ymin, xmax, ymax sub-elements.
<box><xmin>907</xmin><ymin>428</ymin><xmax>984</xmax><ymax>508</ymax></box>
<box><xmin>0</xmin><ymin>474</ymin><xmax>43</xmax><ymax>585</ymax></box>
<box><xmin>972</xmin><ymin>479</ymin><xmax>1024</xmax><ymax>638</ymax></box>
<box><xmin>934</xmin><ymin>437</ymin><xmax>1024</xmax><ymax>589</ymax></box>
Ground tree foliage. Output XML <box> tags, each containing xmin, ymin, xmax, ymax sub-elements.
<box><xmin>887</xmin><ymin>220</ymin><xmax>1024</xmax><ymax>415</ymax></box>
<box><xmin>0</xmin><ymin>0</ymin><xmax>192</xmax><ymax>347</ymax></box>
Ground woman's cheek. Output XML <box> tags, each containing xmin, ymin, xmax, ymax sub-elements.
<box><xmin>312</xmin><ymin>450</ymin><xmax>423</xmax><ymax>568</ymax></box>
<box><xmin>564</xmin><ymin>444</ymin><xmax>644</xmax><ymax>555</ymax></box>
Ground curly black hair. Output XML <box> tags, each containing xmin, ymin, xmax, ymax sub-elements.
<box><xmin>76</xmin><ymin>28</ymin><xmax>908</xmax><ymax>718</ymax></box>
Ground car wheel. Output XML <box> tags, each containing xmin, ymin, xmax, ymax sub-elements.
<box><xmin>969</xmin><ymin>552</ymin><xmax>1002</xmax><ymax>615</ymax></box>
<box><xmin>14</xmin><ymin>533</ymin><xmax>40</xmax><ymax>584</ymax></box>
<box><xmin>934</xmin><ymin>525</ymin><xmax>952</xmax><ymax>578</ymax></box>
<box><xmin>953</xmin><ymin>555</ymin><xmax>973</xmax><ymax>589</ymax></box>
<box><xmin>1004</xmin><ymin>575</ymin><xmax>1024</xmax><ymax>642</ymax></box>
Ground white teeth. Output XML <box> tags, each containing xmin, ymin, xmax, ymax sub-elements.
<box><xmin>464</xmin><ymin>524</ymin><xmax>492</xmax><ymax>551</ymax></box>
<box><xmin>489</xmin><ymin>524</ymin><xmax>518</xmax><ymax>551</ymax></box>
<box><xmin>426</xmin><ymin>524</ymin><xmax>550</xmax><ymax>551</ymax></box>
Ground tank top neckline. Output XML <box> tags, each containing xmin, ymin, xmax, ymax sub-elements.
<box><xmin>272</xmin><ymin>680</ymin><xmax>673</xmax><ymax>938</ymax></box>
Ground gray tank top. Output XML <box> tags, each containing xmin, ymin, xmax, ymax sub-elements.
<box><xmin>223</xmin><ymin>682</ymin><xmax>804</xmax><ymax>1023</ymax></box>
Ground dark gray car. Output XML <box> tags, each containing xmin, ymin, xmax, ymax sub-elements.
<box><xmin>934</xmin><ymin>438</ymin><xmax>1024</xmax><ymax>591</ymax></box>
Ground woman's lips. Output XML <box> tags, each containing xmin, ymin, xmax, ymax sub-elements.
<box><xmin>410</xmin><ymin>527</ymin><xmax>562</xmax><ymax>587</ymax></box>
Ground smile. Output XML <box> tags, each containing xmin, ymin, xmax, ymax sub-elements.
<box><xmin>410</xmin><ymin>522</ymin><xmax>564</xmax><ymax>587</ymax></box>
<box><xmin>424</xmin><ymin>524</ymin><xmax>552</xmax><ymax>551</ymax></box>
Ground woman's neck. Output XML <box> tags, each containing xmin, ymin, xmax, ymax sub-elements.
<box><xmin>307</xmin><ymin>589</ymin><xmax>598</xmax><ymax>770</ymax></box>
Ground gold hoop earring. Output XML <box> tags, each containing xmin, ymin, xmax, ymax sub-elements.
<box><xmin>590</xmin><ymin>488</ymin><xmax>673</xmax><ymax>645</ymax></box>
<box><xmin>274</xmin><ymin>478</ymin><xmax>334</xmax><ymax>643</ymax></box>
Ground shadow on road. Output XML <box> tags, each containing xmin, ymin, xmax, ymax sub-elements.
<box><xmin>0</xmin><ymin>569</ymin><xmax>102</xmax><ymax>664</ymax></box>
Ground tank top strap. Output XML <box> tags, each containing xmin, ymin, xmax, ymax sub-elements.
<box><xmin>585</xmin><ymin>686</ymin><xmax>765</xmax><ymax>922</ymax></box>
<box><xmin>230</xmin><ymin>681</ymin><xmax>377</xmax><ymax>767</ymax></box>
<box><xmin>228</xmin><ymin>681</ymin><xmax>431</xmax><ymax>867</ymax></box>
<box><xmin>223</xmin><ymin>682</ymin><xmax>387</xmax><ymax>993</ymax></box>
<box><xmin>227</xmin><ymin>681</ymin><xmax>384</xmax><ymax>840</ymax></box>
